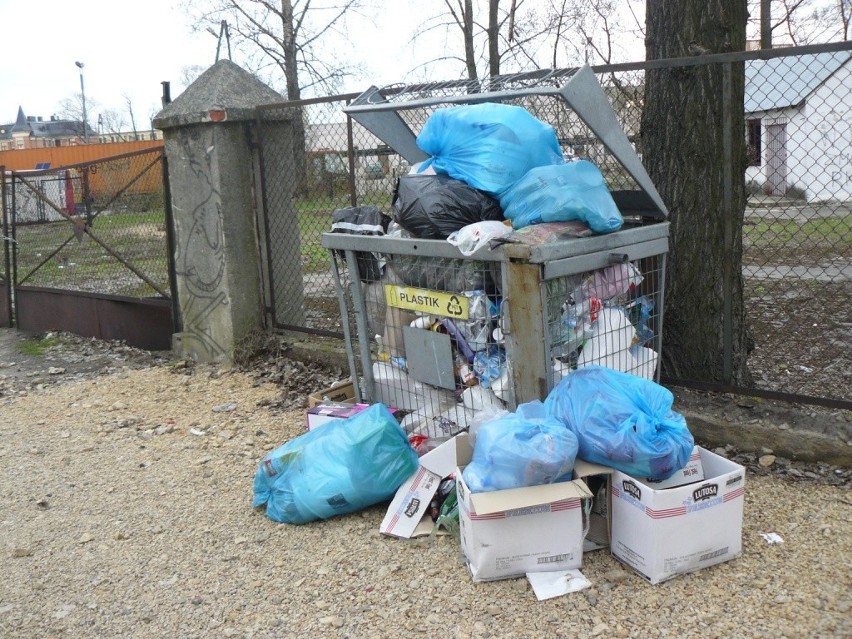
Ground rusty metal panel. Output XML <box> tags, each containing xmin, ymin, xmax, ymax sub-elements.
<box><xmin>16</xmin><ymin>286</ymin><xmax>173</xmax><ymax>351</ymax></box>
<box><xmin>0</xmin><ymin>281</ymin><xmax>10</xmax><ymax>327</ymax></box>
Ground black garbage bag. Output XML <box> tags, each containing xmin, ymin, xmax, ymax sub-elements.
<box><xmin>392</xmin><ymin>174</ymin><xmax>504</xmax><ymax>240</ymax></box>
<box><xmin>330</xmin><ymin>206</ymin><xmax>392</xmax><ymax>282</ymax></box>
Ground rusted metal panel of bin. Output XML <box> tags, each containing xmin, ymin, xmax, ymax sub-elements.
<box><xmin>321</xmin><ymin>65</ymin><xmax>669</xmax><ymax>442</ymax></box>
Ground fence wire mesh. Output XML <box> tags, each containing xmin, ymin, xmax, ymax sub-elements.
<box><xmin>258</xmin><ymin>43</ymin><xmax>850</xmax><ymax>406</ymax></box>
<box><xmin>740</xmin><ymin>49</ymin><xmax>851</xmax><ymax>402</ymax></box>
<box><xmin>9</xmin><ymin>148</ymin><xmax>170</xmax><ymax>299</ymax></box>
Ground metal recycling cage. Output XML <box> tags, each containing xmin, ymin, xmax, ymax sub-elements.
<box><xmin>323</xmin><ymin>223</ymin><xmax>668</xmax><ymax>441</ymax></box>
<box><xmin>321</xmin><ymin>65</ymin><xmax>670</xmax><ymax>444</ymax></box>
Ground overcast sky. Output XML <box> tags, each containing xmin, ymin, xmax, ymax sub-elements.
<box><xmin>0</xmin><ymin>0</ymin><xmax>433</xmax><ymax>129</ymax></box>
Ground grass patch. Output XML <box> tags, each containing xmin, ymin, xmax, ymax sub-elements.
<box><xmin>17</xmin><ymin>333</ymin><xmax>61</xmax><ymax>356</ymax></box>
<box><xmin>744</xmin><ymin>216</ymin><xmax>852</xmax><ymax>249</ymax></box>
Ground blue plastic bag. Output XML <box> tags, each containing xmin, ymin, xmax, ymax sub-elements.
<box><xmin>253</xmin><ymin>403</ymin><xmax>418</xmax><ymax>524</ymax></box>
<box><xmin>462</xmin><ymin>400</ymin><xmax>579</xmax><ymax>493</ymax></box>
<box><xmin>416</xmin><ymin>102</ymin><xmax>564</xmax><ymax>197</ymax></box>
<box><xmin>500</xmin><ymin>161</ymin><xmax>624</xmax><ymax>233</ymax></box>
<box><xmin>544</xmin><ymin>366</ymin><xmax>693</xmax><ymax>480</ymax></box>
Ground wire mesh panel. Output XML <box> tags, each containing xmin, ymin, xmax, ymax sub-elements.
<box><xmin>543</xmin><ymin>253</ymin><xmax>665</xmax><ymax>387</ymax></box>
<box><xmin>741</xmin><ymin>49</ymin><xmax>851</xmax><ymax>403</ymax></box>
<box><xmin>11</xmin><ymin>148</ymin><xmax>170</xmax><ymax>298</ymax></box>
<box><xmin>256</xmin><ymin>97</ymin><xmax>414</xmax><ymax>335</ymax></box>
<box><xmin>324</xmin><ymin>223</ymin><xmax>668</xmax><ymax>452</ymax></box>
<box><xmin>264</xmin><ymin>44</ymin><xmax>849</xmax><ymax>406</ymax></box>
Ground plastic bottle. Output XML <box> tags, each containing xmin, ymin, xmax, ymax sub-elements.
<box><xmin>455</xmin><ymin>353</ymin><xmax>478</xmax><ymax>387</ymax></box>
<box><xmin>375</xmin><ymin>334</ymin><xmax>391</xmax><ymax>363</ymax></box>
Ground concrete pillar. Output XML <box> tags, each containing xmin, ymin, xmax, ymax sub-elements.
<box><xmin>153</xmin><ymin>59</ymin><xmax>299</xmax><ymax>362</ymax></box>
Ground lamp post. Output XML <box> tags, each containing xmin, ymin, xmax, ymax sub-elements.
<box><xmin>75</xmin><ymin>61</ymin><xmax>89</xmax><ymax>143</ymax></box>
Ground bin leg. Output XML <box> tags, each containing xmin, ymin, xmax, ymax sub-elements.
<box><xmin>505</xmin><ymin>261</ymin><xmax>548</xmax><ymax>404</ymax></box>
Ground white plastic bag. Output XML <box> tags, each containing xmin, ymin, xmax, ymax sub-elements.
<box><xmin>446</xmin><ymin>221</ymin><xmax>512</xmax><ymax>256</ymax></box>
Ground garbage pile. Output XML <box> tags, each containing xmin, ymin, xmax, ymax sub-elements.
<box><xmin>254</xmin><ymin>365</ymin><xmax>746</xmax><ymax>590</ymax></box>
<box><xmin>328</xmin><ymin>102</ymin><xmax>655</xmax><ymax>442</ymax></box>
<box><xmin>255</xmin><ymin>102</ymin><xmax>746</xmax><ymax>592</ymax></box>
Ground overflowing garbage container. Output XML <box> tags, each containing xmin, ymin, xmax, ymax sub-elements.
<box><xmin>321</xmin><ymin>65</ymin><xmax>670</xmax><ymax>446</ymax></box>
<box><xmin>256</xmin><ymin>66</ymin><xmax>747</xmax><ymax>590</ymax></box>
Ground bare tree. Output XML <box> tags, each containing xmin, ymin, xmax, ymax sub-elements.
<box><xmin>748</xmin><ymin>0</ymin><xmax>851</xmax><ymax>46</ymax></box>
<box><xmin>642</xmin><ymin>0</ymin><xmax>752</xmax><ymax>385</ymax></box>
<box><xmin>415</xmin><ymin>0</ymin><xmax>554</xmax><ymax>81</ymax></box>
<box><xmin>56</xmin><ymin>94</ymin><xmax>90</xmax><ymax>124</ymax></box>
<box><xmin>56</xmin><ymin>94</ymin><xmax>100</xmax><ymax>139</ymax></box>
<box><xmin>543</xmin><ymin>0</ymin><xmax>645</xmax><ymax>66</ymax></box>
<box><xmin>180</xmin><ymin>65</ymin><xmax>208</xmax><ymax>89</ymax></box>
<box><xmin>184</xmin><ymin>0</ymin><xmax>369</xmax><ymax>196</ymax></box>
<box><xmin>100</xmin><ymin>109</ymin><xmax>129</xmax><ymax>140</ymax></box>
<box><xmin>184</xmin><ymin>0</ymin><xmax>369</xmax><ymax>100</ymax></box>
<box><xmin>124</xmin><ymin>94</ymin><xmax>139</xmax><ymax>141</ymax></box>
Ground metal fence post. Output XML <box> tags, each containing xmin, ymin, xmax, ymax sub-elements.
<box><xmin>722</xmin><ymin>61</ymin><xmax>734</xmax><ymax>384</ymax></box>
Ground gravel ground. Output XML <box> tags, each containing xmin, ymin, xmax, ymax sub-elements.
<box><xmin>1</xmin><ymin>352</ymin><xmax>850</xmax><ymax>639</ymax></box>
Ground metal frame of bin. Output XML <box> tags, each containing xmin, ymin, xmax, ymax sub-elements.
<box><xmin>322</xmin><ymin>63</ymin><xmax>671</xmax><ymax>433</ymax></box>
<box><xmin>322</xmin><ymin>222</ymin><xmax>668</xmax><ymax>411</ymax></box>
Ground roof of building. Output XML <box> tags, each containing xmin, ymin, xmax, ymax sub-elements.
<box><xmin>745</xmin><ymin>50</ymin><xmax>852</xmax><ymax>113</ymax></box>
<box><xmin>0</xmin><ymin>106</ymin><xmax>84</xmax><ymax>140</ymax></box>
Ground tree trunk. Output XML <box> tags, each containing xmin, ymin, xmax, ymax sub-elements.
<box><xmin>281</xmin><ymin>0</ymin><xmax>307</xmax><ymax>196</ymax></box>
<box><xmin>463</xmin><ymin>0</ymin><xmax>478</xmax><ymax>80</ymax></box>
<box><xmin>643</xmin><ymin>0</ymin><xmax>753</xmax><ymax>385</ymax></box>
<box><xmin>488</xmin><ymin>0</ymin><xmax>500</xmax><ymax>77</ymax></box>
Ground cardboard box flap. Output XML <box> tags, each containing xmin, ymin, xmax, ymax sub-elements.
<box><xmin>469</xmin><ymin>479</ymin><xmax>592</xmax><ymax>516</ymax></box>
<box><xmin>380</xmin><ymin>434</ymin><xmax>468</xmax><ymax>539</ymax></box>
<box><xmin>573</xmin><ymin>459</ymin><xmax>616</xmax><ymax>479</ymax></box>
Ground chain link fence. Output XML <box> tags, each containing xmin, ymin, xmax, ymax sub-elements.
<box><xmin>739</xmin><ymin>48</ymin><xmax>851</xmax><ymax>403</ymax></box>
<box><xmin>9</xmin><ymin>147</ymin><xmax>170</xmax><ymax>299</ymax></box>
<box><xmin>257</xmin><ymin>43</ymin><xmax>850</xmax><ymax>406</ymax></box>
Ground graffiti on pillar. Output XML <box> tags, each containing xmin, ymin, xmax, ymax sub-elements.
<box><xmin>175</xmin><ymin>140</ymin><xmax>228</xmax><ymax>360</ymax></box>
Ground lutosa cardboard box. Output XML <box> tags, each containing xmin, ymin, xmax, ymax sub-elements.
<box><xmin>610</xmin><ymin>446</ymin><xmax>746</xmax><ymax>584</ymax></box>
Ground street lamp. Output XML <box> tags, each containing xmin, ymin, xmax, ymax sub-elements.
<box><xmin>75</xmin><ymin>61</ymin><xmax>89</xmax><ymax>143</ymax></box>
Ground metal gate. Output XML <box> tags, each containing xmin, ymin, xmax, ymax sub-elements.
<box><xmin>1</xmin><ymin>147</ymin><xmax>176</xmax><ymax>350</ymax></box>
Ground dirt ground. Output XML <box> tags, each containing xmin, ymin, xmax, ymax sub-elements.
<box><xmin>0</xmin><ymin>327</ymin><xmax>849</xmax><ymax>638</ymax></box>
<box><xmin>1</xmin><ymin>327</ymin><xmax>849</xmax><ymax>477</ymax></box>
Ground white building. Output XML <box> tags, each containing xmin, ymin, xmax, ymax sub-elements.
<box><xmin>745</xmin><ymin>51</ymin><xmax>852</xmax><ymax>202</ymax></box>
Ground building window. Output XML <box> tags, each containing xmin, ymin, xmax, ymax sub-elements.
<box><xmin>747</xmin><ymin>118</ymin><xmax>762</xmax><ymax>167</ymax></box>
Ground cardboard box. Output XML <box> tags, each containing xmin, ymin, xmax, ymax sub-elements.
<box><xmin>305</xmin><ymin>402</ymin><xmax>370</xmax><ymax>431</ymax></box>
<box><xmin>380</xmin><ymin>434</ymin><xmax>470</xmax><ymax>539</ymax></box>
<box><xmin>307</xmin><ymin>379</ymin><xmax>355</xmax><ymax>408</ymax></box>
<box><xmin>610</xmin><ymin>447</ymin><xmax>746</xmax><ymax>584</ymax></box>
<box><xmin>573</xmin><ymin>448</ymin><xmax>707</xmax><ymax>552</ymax></box>
<box><xmin>457</xmin><ymin>467</ymin><xmax>592</xmax><ymax>582</ymax></box>
<box><xmin>573</xmin><ymin>459</ymin><xmax>616</xmax><ymax>552</ymax></box>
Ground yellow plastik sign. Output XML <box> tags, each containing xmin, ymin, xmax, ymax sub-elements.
<box><xmin>384</xmin><ymin>284</ymin><xmax>469</xmax><ymax>320</ymax></box>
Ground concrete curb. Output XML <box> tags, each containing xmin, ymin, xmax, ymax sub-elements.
<box><xmin>682</xmin><ymin>410</ymin><xmax>850</xmax><ymax>466</ymax></box>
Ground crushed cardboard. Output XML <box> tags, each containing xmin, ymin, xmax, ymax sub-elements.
<box><xmin>307</xmin><ymin>379</ymin><xmax>356</xmax><ymax>408</ymax></box>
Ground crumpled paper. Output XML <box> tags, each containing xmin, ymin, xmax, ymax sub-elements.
<box><xmin>526</xmin><ymin>569</ymin><xmax>592</xmax><ymax>601</ymax></box>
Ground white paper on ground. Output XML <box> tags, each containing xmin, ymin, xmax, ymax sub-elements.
<box><xmin>526</xmin><ymin>569</ymin><xmax>592</xmax><ymax>601</ymax></box>
<box><xmin>760</xmin><ymin>532</ymin><xmax>784</xmax><ymax>544</ymax></box>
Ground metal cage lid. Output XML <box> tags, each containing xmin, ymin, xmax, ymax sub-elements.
<box><xmin>345</xmin><ymin>65</ymin><xmax>668</xmax><ymax>219</ymax></box>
